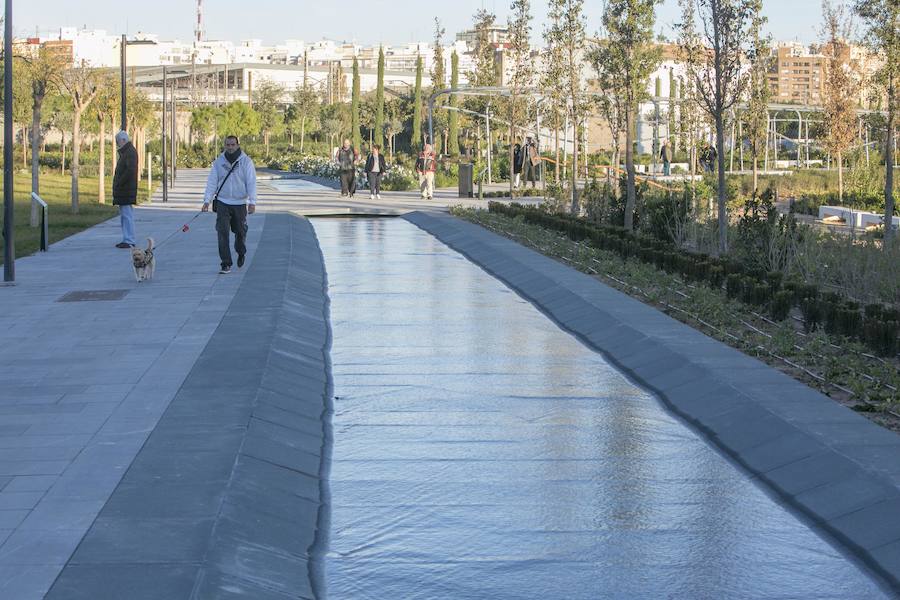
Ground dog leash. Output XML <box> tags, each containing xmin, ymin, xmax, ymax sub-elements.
<box><xmin>151</xmin><ymin>212</ymin><xmax>203</xmax><ymax>251</ymax></box>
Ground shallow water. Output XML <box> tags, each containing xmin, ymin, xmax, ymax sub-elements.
<box><xmin>316</xmin><ymin>217</ymin><xmax>888</xmax><ymax>599</ymax></box>
<box><xmin>267</xmin><ymin>177</ymin><xmax>332</xmax><ymax>192</ymax></box>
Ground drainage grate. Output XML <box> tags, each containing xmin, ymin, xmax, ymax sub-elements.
<box><xmin>57</xmin><ymin>289</ymin><xmax>130</xmax><ymax>302</ymax></box>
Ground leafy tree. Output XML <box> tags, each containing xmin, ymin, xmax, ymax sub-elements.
<box><xmin>18</xmin><ymin>47</ymin><xmax>65</xmax><ymax>223</ymax></box>
<box><xmin>678</xmin><ymin>0</ymin><xmax>759</xmax><ymax>252</ymax></box>
<box><xmin>821</xmin><ymin>0</ymin><xmax>859</xmax><ymax>203</ymax></box>
<box><xmin>290</xmin><ymin>85</ymin><xmax>320</xmax><ymax>152</ymax></box>
<box><xmin>542</xmin><ymin>1</ymin><xmax>569</xmax><ymax>182</ymax></box>
<box><xmin>190</xmin><ymin>106</ymin><xmax>218</xmax><ymax>146</ymax></box>
<box><xmin>431</xmin><ymin>18</ymin><xmax>448</xmax><ymax>152</ymax></box>
<box><xmin>254</xmin><ymin>79</ymin><xmax>285</xmax><ymax>156</ymax></box>
<box><xmin>469</xmin><ymin>9</ymin><xmax>499</xmax><ymax>87</ymax></box>
<box><xmin>744</xmin><ymin>5</ymin><xmax>771</xmax><ymax>194</ymax></box>
<box><xmin>448</xmin><ymin>50</ymin><xmax>460</xmax><ymax>157</ymax></box>
<box><xmin>351</xmin><ymin>57</ymin><xmax>362</xmax><ymax>150</ymax></box>
<box><xmin>375</xmin><ymin>47</ymin><xmax>385</xmax><ymax>148</ymax></box>
<box><xmin>592</xmin><ymin>0</ymin><xmax>661</xmax><ymax>230</ymax></box>
<box><xmin>88</xmin><ymin>73</ymin><xmax>119</xmax><ymax>204</ymax></box>
<box><xmin>854</xmin><ymin>0</ymin><xmax>899</xmax><ymax>245</ymax></box>
<box><xmin>59</xmin><ymin>63</ymin><xmax>101</xmax><ymax>213</ymax></box>
<box><xmin>217</xmin><ymin>101</ymin><xmax>261</xmax><ymax>140</ymax></box>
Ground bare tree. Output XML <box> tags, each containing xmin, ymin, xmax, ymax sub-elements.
<box><xmin>90</xmin><ymin>74</ymin><xmax>118</xmax><ymax>205</ymax></box>
<box><xmin>854</xmin><ymin>0</ymin><xmax>899</xmax><ymax>246</ymax></box>
<box><xmin>542</xmin><ymin>2</ymin><xmax>568</xmax><ymax>183</ymax></box>
<box><xmin>744</xmin><ymin>5</ymin><xmax>771</xmax><ymax>195</ymax></box>
<box><xmin>822</xmin><ymin>1</ymin><xmax>860</xmax><ymax>204</ymax></box>
<box><xmin>59</xmin><ymin>62</ymin><xmax>101</xmax><ymax>213</ymax></box>
<box><xmin>546</xmin><ymin>0</ymin><xmax>586</xmax><ymax>213</ymax></box>
<box><xmin>678</xmin><ymin>0</ymin><xmax>759</xmax><ymax>253</ymax></box>
<box><xmin>508</xmin><ymin>0</ymin><xmax>533</xmax><ymax>197</ymax></box>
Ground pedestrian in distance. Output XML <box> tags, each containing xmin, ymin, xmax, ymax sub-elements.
<box><xmin>415</xmin><ymin>143</ymin><xmax>437</xmax><ymax>200</ymax></box>
<box><xmin>113</xmin><ymin>130</ymin><xmax>139</xmax><ymax>249</ymax></box>
<box><xmin>660</xmin><ymin>140</ymin><xmax>671</xmax><ymax>177</ymax></box>
<box><xmin>522</xmin><ymin>136</ymin><xmax>539</xmax><ymax>189</ymax></box>
<box><xmin>365</xmin><ymin>144</ymin><xmax>388</xmax><ymax>200</ymax></box>
<box><xmin>202</xmin><ymin>135</ymin><xmax>257</xmax><ymax>275</ymax></box>
<box><xmin>335</xmin><ymin>139</ymin><xmax>358</xmax><ymax>197</ymax></box>
<box><xmin>513</xmin><ymin>143</ymin><xmax>522</xmax><ymax>189</ymax></box>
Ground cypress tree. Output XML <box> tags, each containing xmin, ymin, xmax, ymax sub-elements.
<box><xmin>351</xmin><ymin>57</ymin><xmax>362</xmax><ymax>151</ymax></box>
<box><xmin>374</xmin><ymin>47</ymin><xmax>385</xmax><ymax>148</ymax></box>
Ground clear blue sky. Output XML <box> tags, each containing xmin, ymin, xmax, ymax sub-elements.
<box><xmin>17</xmin><ymin>0</ymin><xmax>829</xmax><ymax>46</ymax></box>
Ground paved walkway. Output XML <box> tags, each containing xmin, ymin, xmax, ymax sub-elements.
<box><xmin>0</xmin><ymin>167</ymin><xmax>897</xmax><ymax>598</ymax></box>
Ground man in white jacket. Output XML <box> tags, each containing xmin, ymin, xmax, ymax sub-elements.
<box><xmin>202</xmin><ymin>136</ymin><xmax>257</xmax><ymax>274</ymax></box>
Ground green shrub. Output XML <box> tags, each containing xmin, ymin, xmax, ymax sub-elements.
<box><xmin>800</xmin><ymin>297</ymin><xmax>823</xmax><ymax>332</ymax></box>
<box><xmin>769</xmin><ymin>290</ymin><xmax>794</xmax><ymax>321</ymax></box>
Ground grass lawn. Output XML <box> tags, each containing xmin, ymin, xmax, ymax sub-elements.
<box><xmin>0</xmin><ymin>171</ymin><xmax>156</xmax><ymax>264</ymax></box>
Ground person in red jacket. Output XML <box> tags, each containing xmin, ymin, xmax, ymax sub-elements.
<box><xmin>415</xmin><ymin>144</ymin><xmax>437</xmax><ymax>200</ymax></box>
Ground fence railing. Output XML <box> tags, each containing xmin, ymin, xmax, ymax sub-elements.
<box><xmin>30</xmin><ymin>193</ymin><xmax>49</xmax><ymax>252</ymax></box>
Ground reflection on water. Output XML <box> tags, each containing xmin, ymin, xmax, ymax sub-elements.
<box><xmin>267</xmin><ymin>177</ymin><xmax>332</xmax><ymax>192</ymax></box>
<box><xmin>315</xmin><ymin>218</ymin><xmax>887</xmax><ymax>599</ymax></box>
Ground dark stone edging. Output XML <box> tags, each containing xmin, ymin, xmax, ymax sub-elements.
<box><xmin>46</xmin><ymin>214</ymin><xmax>332</xmax><ymax>600</ymax></box>
<box><xmin>405</xmin><ymin>210</ymin><xmax>900</xmax><ymax>594</ymax></box>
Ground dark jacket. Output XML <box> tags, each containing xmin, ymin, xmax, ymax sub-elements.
<box><xmin>112</xmin><ymin>142</ymin><xmax>139</xmax><ymax>205</ymax></box>
<box><xmin>365</xmin><ymin>153</ymin><xmax>388</xmax><ymax>174</ymax></box>
<box><xmin>513</xmin><ymin>145</ymin><xmax>522</xmax><ymax>174</ymax></box>
<box><xmin>660</xmin><ymin>144</ymin><xmax>670</xmax><ymax>163</ymax></box>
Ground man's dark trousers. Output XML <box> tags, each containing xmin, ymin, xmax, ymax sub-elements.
<box><xmin>216</xmin><ymin>202</ymin><xmax>248</xmax><ymax>268</ymax></box>
<box><xmin>340</xmin><ymin>170</ymin><xmax>355</xmax><ymax>195</ymax></box>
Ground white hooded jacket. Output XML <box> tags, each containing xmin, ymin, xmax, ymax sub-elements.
<box><xmin>203</xmin><ymin>152</ymin><xmax>257</xmax><ymax>206</ymax></box>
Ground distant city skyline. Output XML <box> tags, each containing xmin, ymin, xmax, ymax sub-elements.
<box><xmin>17</xmin><ymin>0</ymin><xmax>833</xmax><ymax>46</ymax></box>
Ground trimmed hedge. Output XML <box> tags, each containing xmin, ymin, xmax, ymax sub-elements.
<box><xmin>488</xmin><ymin>201</ymin><xmax>900</xmax><ymax>358</ymax></box>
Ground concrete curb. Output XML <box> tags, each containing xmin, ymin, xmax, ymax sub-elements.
<box><xmin>405</xmin><ymin>210</ymin><xmax>900</xmax><ymax>594</ymax></box>
<box><xmin>46</xmin><ymin>214</ymin><xmax>331</xmax><ymax>600</ymax></box>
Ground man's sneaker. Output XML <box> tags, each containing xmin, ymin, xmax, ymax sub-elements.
<box><xmin>115</xmin><ymin>242</ymin><xmax>134</xmax><ymax>249</ymax></box>
<box><xmin>376</xmin><ymin>194</ymin><xmax>381</xmax><ymax>199</ymax></box>
<box><xmin>219</xmin><ymin>265</ymin><xmax>231</xmax><ymax>274</ymax></box>
<box><xmin>237</xmin><ymin>254</ymin><xmax>245</xmax><ymax>268</ymax></box>
<box><xmin>369</xmin><ymin>194</ymin><xmax>375</xmax><ymax>200</ymax></box>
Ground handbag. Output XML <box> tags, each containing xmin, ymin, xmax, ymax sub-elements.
<box><xmin>212</xmin><ymin>159</ymin><xmax>240</xmax><ymax>212</ymax></box>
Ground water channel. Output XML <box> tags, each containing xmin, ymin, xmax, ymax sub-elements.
<box><xmin>315</xmin><ymin>217</ymin><xmax>888</xmax><ymax>599</ymax></box>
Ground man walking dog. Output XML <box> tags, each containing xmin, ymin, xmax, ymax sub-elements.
<box><xmin>202</xmin><ymin>135</ymin><xmax>257</xmax><ymax>274</ymax></box>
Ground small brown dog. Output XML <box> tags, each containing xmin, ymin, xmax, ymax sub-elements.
<box><xmin>131</xmin><ymin>238</ymin><xmax>155</xmax><ymax>282</ymax></box>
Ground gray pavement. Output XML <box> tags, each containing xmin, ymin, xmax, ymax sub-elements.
<box><xmin>0</xmin><ymin>166</ymin><xmax>897</xmax><ymax>597</ymax></box>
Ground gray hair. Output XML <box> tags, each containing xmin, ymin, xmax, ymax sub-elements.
<box><xmin>115</xmin><ymin>130</ymin><xmax>129</xmax><ymax>144</ymax></box>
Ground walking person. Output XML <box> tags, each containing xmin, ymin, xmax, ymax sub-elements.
<box><xmin>335</xmin><ymin>139</ymin><xmax>358</xmax><ymax>197</ymax></box>
<box><xmin>522</xmin><ymin>136</ymin><xmax>539</xmax><ymax>189</ymax></box>
<box><xmin>202</xmin><ymin>135</ymin><xmax>257</xmax><ymax>274</ymax></box>
<box><xmin>513</xmin><ymin>143</ymin><xmax>522</xmax><ymax>189</ymax></box>
<box><xmin>113</xmin><ymin>130</ymin><xmax>139</xmax><ymax>248</ymax></box>
<box><xmin>365</xmin><ymin>144</ymin><xmax>388</xmax><ymax>200</ymax></box>
<box><xmin>415</xmin><ymin>143</ymin><xmax>437</xmax><ymax>200</ymax></box>
<box><xmin>660</xmin><ymin>140</ymin><xmax>671</xmax><ymax>177</ymax></box>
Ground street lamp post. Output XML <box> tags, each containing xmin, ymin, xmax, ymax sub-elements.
<box><xmin>3</xmin><ymin>0</ymin><xmax>15</xmax><ymax>283</ymax></box>
<box><xmin>120</xmin><ymin>34</ymin><xmax>127</xmax><ymax>131</ymax></box>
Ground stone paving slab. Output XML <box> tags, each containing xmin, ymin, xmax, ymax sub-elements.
<box><xmin>44</xmin><ymin>214</ymin><xmax>331</xmax><ymax>600</ymax></box>
<box><xmin>405</xmin><ymin>210</ymin><xmax>900</xmax><ymax>593</ymax></box>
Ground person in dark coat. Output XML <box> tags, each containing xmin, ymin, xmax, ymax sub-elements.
<box><xmin>335</xmin><ymin>139</ymin><xmax>358</xmax><ymax>197</ymax></box>
<box><xmin>365</xmin><ymin>144</ymin><xmax>388</xmax><ymax>199</ymax></box>
<box><xmin>513</xmin><ymin>143</ymin><xmax>522</xmax><ymax>189</ymax></box>
<box><xmin>113</xmin><ymin>130</ymin><xmax>139</xmax><ymax>248</ymax></box>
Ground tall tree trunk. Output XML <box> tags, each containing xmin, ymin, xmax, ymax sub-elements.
<box><xmin>624</xmin><ymin>107</ymin><xmax>637</xmax><ymax>231</ymax></box>
<box><xmin>111</xmin><ymin>118</ymin><xmax>117</xmax><ymax>175</ymax></box>
<box><xmin>509</xmin><ymin>101</ymin><xmax>515</xmax><ymax>198</ymax></box>
<box><xmin>752</xmin><ymin>156</ymin><xmax>758</xmax><ymax>196</ymax></box>
<box><xmin>837</xmin><ymin>150</ymin><xmax>843</xmax><ymax>203</ymax></box>
<box><xmin>71</xmin><ymin>110</ymin><xmax>83</xmax><ymax>214</ymax></box>
<box><xmin>61</xmin><ymin>132</ymin><xmax>66</xmax><ymax>176</ymax></box>
<box><xmin>569</xmin><ymin>110</ymin><xmax>579</xmax><ymax>214</ymax></box>
<box><xmin>884</xmin><ymin>89</ymin><xmax>895</xmax><ymax>247</ymax></box>
<box><xmin>716</xmin><ymin>113</ymin><xmax>728</xmax><ymax>254</ymax></box>
<box><xmin>554</xmin><ymin>113</ymin><xmax>560</xmax><ymax>183</ymax></box>
<box><xmin>300</xmin><ymin>117</ymin><xmax>306</xmax><ymax>153</ymax></box>
<box><xmin>98</xmin><ymin>119</ymin><xmax>106</xmax><ymax>204</ymax></box>
<box><xmin>22</xmin><ymin>126</ymin><xmax>27</xmax><ymax>167</ymax></box>
<box><xmin>30</xmin><ymin>96</ymin><xmax>45</xmax><ymax>227</ymax></box>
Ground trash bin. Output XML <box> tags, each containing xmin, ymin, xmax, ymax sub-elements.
<box><xmin>458</xmin><ymin>163</ymin><xmax>474</xmax><ymax>198</ymax></box>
